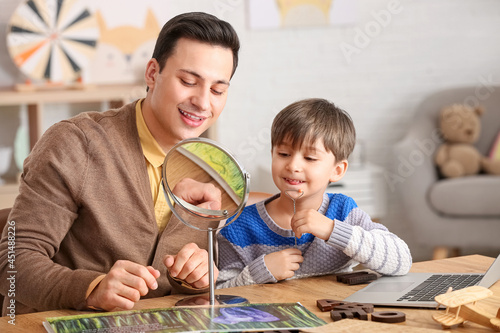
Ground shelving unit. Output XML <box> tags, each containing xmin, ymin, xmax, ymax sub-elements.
<box><xmin>0</xmin><ymin>84</ymin><xmax>145</xmax><ymax>208</ymax></box>
<box><xmin>326</xmin><ymin>163</ymin><xmax>387</xmax><ymax>220</ymax></box>
<box><xmin>0</xmin><ymin>84</ymin><xmax>146</xmax><ymax>149</ymax></box>
<box><xmin>0</xmin><ymin>84</ymin><xmax>218</xmax><ymax>209</ymax></box>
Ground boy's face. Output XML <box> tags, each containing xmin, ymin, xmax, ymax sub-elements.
<box><xmin>271</xmin><ymin>138</ymin><xmax>346</xmax><ymax>200</ymax></box>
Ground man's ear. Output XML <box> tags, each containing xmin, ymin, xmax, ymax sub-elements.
<box><xmin>330</xmin><ymin>160</ymin><xmax>348</xmax><ymax>183</ymax></box>
<box><xmin>144</xmin><ymin>58</ymin><xmax>160</xmax><ymax>90</ymax></box>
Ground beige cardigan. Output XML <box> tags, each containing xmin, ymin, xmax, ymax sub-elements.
<box><xmin>0</xmin><ymin>102</ymin><xmax>216</xmax><ymax>314</ymax></box>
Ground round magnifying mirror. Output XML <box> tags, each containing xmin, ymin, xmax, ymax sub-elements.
<box><xmin>162</xmin><ymin>138</ymin><xmax>250</xmax><ymax>306</ymax></box>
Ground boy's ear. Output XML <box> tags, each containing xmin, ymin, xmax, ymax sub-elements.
<box><xmin>329</xmin><ymin>160</ymin><xmax>348</xmax><ymax>183</ymax></box>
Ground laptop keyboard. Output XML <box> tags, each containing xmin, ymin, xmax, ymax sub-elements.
<box><xmin>397</xmin><ymin>274</ymin><xmax>482</xmax><ymax>302</ymax></box>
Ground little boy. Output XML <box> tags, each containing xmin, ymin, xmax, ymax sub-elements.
<box><xmin>216</xmin><ymin>98</ymin><xmax>412</xmax><ymax>289</ymax></box>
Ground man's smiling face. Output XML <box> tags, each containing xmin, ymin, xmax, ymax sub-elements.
<box><xmin>144</xmin><ymin>37</ymin><xmax>234</xmax><ymax>150</ymax></box>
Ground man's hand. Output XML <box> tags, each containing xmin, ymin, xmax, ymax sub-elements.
<box><xmin>264</xmin><ymin>248</ymin><xmax>303</xmax><ymax>281</ymax></box>
<box><xmin>291</xmin><ymin>209</ymin><xmax>335</xmax><ymax>241</ymax></box>
<box><xmin>86</xmin><ymin>260</ymin><xmax>160</xmax><ymax>311</ymax></box>
<box><xmin>164</xmin><ymin>242</ymin><xmax>218</xmax><ymax>289</ymax></box>
<box><xmin>166</xmin><ymin>178</ymin><xmax>221</xmax><ymax>288</ymax></box>
<box><xmin>172</xmin><ymin>178</ymin><xmax>221</xmax><ymax>210</ymax></box>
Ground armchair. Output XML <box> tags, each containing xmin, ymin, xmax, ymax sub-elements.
<box><xmin>393</xmin><ymin>86</ymin><xmax>500</xmax><ymax>259</ymax></box>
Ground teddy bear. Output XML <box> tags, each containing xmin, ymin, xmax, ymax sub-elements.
<box><xmin>435</xmin><ymin>103</ymin><xmax>500</xmax><ymax>178</ymax></box>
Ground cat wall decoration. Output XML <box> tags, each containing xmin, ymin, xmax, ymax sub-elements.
<box><xmin>87</xmin><ymin>9</ymin><xmax>160</xmax><ymax>85</ymax></box>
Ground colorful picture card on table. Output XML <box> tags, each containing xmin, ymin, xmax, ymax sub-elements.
<box><xmin>44</xmin><ymin>302</ymin><xmax>327</xmax><ymax>333</ymax></box>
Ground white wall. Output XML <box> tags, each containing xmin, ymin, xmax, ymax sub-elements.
<box><xmin>214</xmin><ymin>0</ymin><xmax>500</xmax><ymax>260</ymax></box>
<box><xmin>218</xmin><ymin>0</ymin><xmax>500</xmax><ymax>188</ymax></box>
<box><xmin>1</xmin><ymin>0</ymin><xmax>500</xmax><ymax>259</ymax></box>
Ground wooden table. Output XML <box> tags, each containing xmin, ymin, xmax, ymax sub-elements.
<box><xmin>1</xmin><ymin>255</ymin><xmax>498</xmax><ymax>332</ymax></box>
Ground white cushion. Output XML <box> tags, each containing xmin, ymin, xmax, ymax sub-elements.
<box><xmin>428</xmin><ymin>175</ymin><xmax>500</xmax><ymax>217</ymax></box>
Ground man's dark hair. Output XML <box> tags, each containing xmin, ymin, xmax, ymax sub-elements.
<box><xmin>152</xmin><ymin>12</ymin><xmax>240</xmax><ymax>78</ymax></box>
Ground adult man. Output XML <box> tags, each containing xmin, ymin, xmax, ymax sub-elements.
<box><xmin>0</xmin><ymin>12</ymin><xmax>240</xmax><ymax>314</ymax></box>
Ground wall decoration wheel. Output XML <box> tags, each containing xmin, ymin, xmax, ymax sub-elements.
<box><xmin>6</xmin><ymin>0</ymin><xmax>99</xmax><ymax>84</ymax></box>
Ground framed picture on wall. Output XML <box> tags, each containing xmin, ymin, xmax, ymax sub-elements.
<box><xmin>248</xmin><ymin>0</ymin><xmax>357</xmax><ymax>29</ymax></box>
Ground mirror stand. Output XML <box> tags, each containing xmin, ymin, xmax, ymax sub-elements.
<box><xmin>174</xmin><ymin>227</ymin><xmax>247</xmax><ymax>306</ymax></box>
<box><xmin>161</xmin><ymin>138</ymin><xmax>251</xmax><ymax>307</ymax></box>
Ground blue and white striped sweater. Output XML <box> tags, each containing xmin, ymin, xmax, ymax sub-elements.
<box><xmin>223</xmin><ymin>193</ymin><xmax>356</xmax><ymax>248</ymax></box>
<box><xmin>216</xmin><ymin>193</ymin><xmax>412</xmax><ymax>289</ymax></box>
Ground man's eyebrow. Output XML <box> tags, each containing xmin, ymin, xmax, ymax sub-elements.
<box><xmin>178</xmin><ymin>69</ymin><xmax>230</xmax><ymax>86</ymax></box>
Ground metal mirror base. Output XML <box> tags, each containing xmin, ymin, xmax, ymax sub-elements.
<box><xmin>175</xmin><ymin>294</ymin><xmax>249</xmax><ymax>306</ymax></box>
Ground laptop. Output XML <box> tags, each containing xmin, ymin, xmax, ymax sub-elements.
<box><xmin>343</xmin><ymin>254</ymin><xmax>500</xmax><ymax>308</ymax></box>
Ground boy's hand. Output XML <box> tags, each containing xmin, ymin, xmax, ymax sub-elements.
<box><xmin>264</xmin><ymin>248</ymin><xmax>303</xmax><ymax>280</ymax></box>
<box><xmin>291</xmin><ymin>209</ymin><xmax>335</xmax><ymax>241</ymax></box>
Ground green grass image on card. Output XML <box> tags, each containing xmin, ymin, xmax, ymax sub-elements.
<box><xmin>45</xmin><ymin>303</ymin><xmax>326</xmax><ymax>333</ymax></box>
<box><xmin>180</xmin><ymin>142</ymin><xmax>245</xmax><ymax>203</ymax></box>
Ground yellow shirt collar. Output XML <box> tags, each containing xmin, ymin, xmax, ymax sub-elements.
<box><xmin>136</xmin><ymin>99</ymin><xmax>165</xmax><ymax>167</ymax></box>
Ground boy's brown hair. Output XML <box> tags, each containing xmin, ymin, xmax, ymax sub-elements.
<box><xmin>271</xmin><ymin>98</ymin><xmax>356</xmax><ymax>161</ymax></box>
